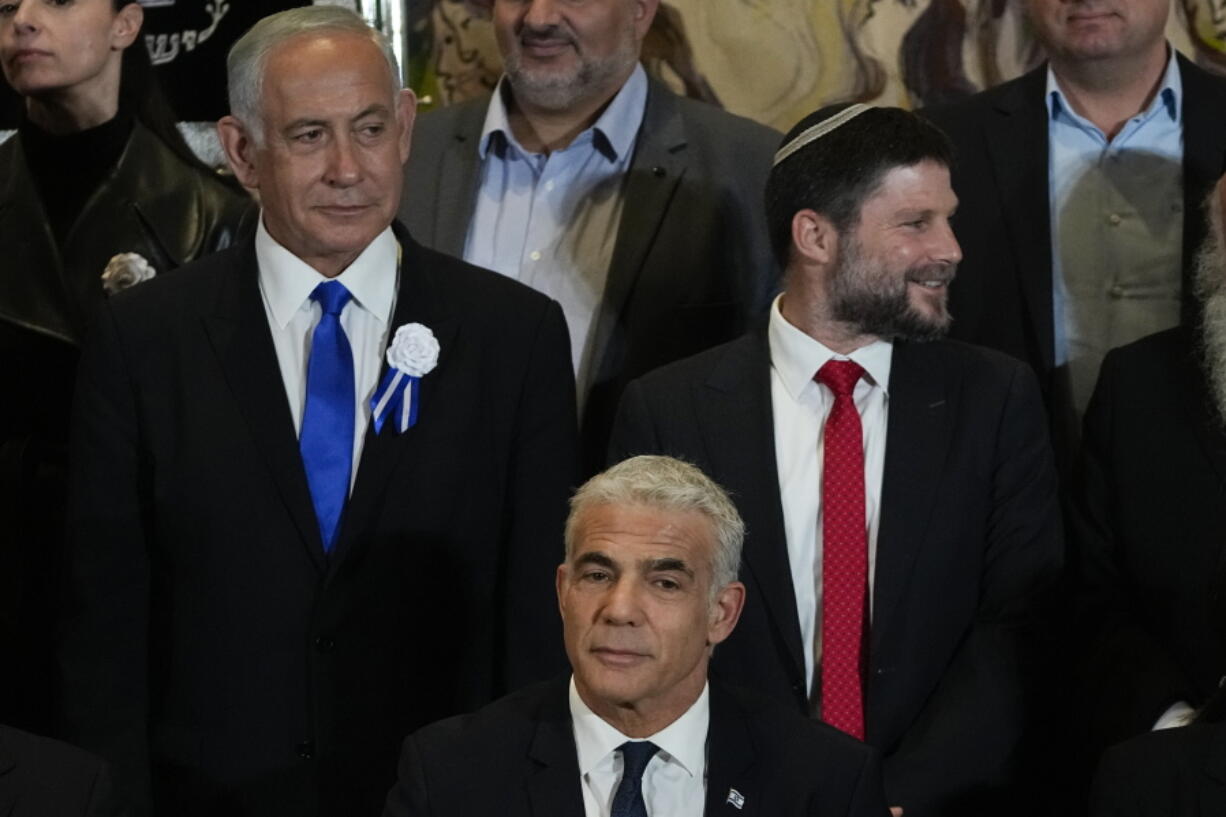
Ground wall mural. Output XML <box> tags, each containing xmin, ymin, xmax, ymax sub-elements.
<box><xmin>407</xmin><ymin>0</ymin><xmax>1226</xmax><ymax>131</ymax></box>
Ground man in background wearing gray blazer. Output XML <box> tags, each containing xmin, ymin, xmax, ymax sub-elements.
<box><xmin>400</xmin><ymin>0</ymin><xmax>779</xmax><ymax>471</ymax></box>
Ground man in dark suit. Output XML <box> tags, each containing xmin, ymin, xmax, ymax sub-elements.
<box><xmin>61</xmin><ymin>7</ymin><xmax>577</xmax><ymax>817</ymax></box>
<box><xmin>0</xmin><ymin>725</ymin><xmax>113</xmax><ymax>817</ymax></box>
<box><xmin>384</xmin><ymin>455</ymin><xmax>889</xmax><ymax>817</ymax></box>
<box><xmin>922</xmin><ymin>0</ymin><xmax>1226</xmax><ymax>462</ymax></box>
<box><xmin>1072</xmin><ymin>174</ymin><xmax>1226</xmax><ymax>748</ymax></box>
<box><xmin>610</xmin><ymin>105</ymin><xmax>1062</xmax><ymax>816</ymax></box>
<box><xmin>400</xmin><ymin>0</ymin><xmax>779</xmax><ymax>471</ymax></box>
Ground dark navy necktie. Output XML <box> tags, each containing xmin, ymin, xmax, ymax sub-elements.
<box><xmin>300</xmin><ymin>280</ymin><xmax>354</xmax><ymax>552</ymax></box>
<box><xmin>611</xmin><ymin>741</ymin><xmax>658</xmax><ymax>817</ymax></box>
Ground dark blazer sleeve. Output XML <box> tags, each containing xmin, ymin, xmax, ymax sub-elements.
<box><xmin>61</xmin><ymin>300</ymin><xmax>153</xmax><ymax>817</ymax></box>
<box><xmin>1071</xmin><ymin>347</ymin><xmax>1195</xmax><ymax>739</ymax></box>
<box><xmin>882</xmin><ymin>360</ymin><xmax>1061</xmax><ymax>817</ymax></box>
<box><xmin>382</xmin><ymin>733</ymin><xmax>430</xmax><ymax>817</ymax></box>
<box><xmin>499</xmin><ymin>298</ymin><xmax>578</xmax><ymax>690</ymax></box>
<box><xmin>845</xmin><ymin>749</ymin><xmax>891</xmax><ymax>817</ymax></box>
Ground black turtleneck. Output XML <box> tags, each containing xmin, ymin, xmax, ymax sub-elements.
<box><xmin>19</xmin><ymin>111</ymin><xmax>133</xmax><ymax>248</ymax></box>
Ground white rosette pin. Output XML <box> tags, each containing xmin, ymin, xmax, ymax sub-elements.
<box><xmin>370</xmin><ymin>323</ymin><xmax>439</xmax><ymax>433</ymax></box>
<box><xmin>101</xmin><ymin>252</ymin><xmax>156</xmax><ymax>295</ymax></box>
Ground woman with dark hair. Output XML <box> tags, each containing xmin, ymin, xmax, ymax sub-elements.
<box><xmin>0</xmin><ymin>0</ymin><xmax>250</xmax><ymax>735</ymax></box>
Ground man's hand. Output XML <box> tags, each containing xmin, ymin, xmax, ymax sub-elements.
<box><xmin>889</xmin><ymin>808</ymin><xmax>904</xmax><ymax>817</ymax></box>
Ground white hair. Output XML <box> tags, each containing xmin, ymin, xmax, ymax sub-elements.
<box><xmin>226</xmin><ymin>6</ymin><xmax>401</xmax><ymax>142</ymax></box>
<box><xmin>565</xmin><ymin>455</ymin><xmax>744</xmax><ymax>593</ymax></box>
<box><xmin>1196</xmin><ymin>186</ymin><xmax>1226</xmax><ymax>425</ymax></box>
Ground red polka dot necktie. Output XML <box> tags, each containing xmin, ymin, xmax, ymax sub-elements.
<box><xmin>816</xmin><ymin>359</ymin><xmax>868</xmax><ymax>740</ymax></box>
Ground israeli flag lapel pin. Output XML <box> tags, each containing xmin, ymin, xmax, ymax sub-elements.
<box><xmin>726</xmin><ymin>788</ymin><xmax>745</xmax><ymax>810</ymax></box>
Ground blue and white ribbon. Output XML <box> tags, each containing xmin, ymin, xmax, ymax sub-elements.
<box><xmin>370</xmin><ymin>368</ymin><xmax>421</xmax><ymax>434</ymax></box>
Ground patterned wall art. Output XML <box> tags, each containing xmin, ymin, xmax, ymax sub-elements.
<box><xmin>409</xmin><ymin>0</ymin><xmax>1226</xmax><ymax>130</ymax></box>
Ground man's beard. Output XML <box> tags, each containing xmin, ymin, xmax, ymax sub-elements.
<box><xmin>829</xmin><ymin>233</ymin><xmax>955</xmax><ymax>342</ymax></box>
<box><xmin>1194</xmin><ymin>209</ymin><xmax>1226</xmax><ymax>424</ymax></box>
<box><xmin>503</xmin><ymin>22</ymin><xmax>640</xmax><ymax>112</ymax></box>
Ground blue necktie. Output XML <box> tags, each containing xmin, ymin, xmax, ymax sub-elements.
<box><xmin>300</xmin><ymin>280</ymin><xmax>354</xmax><ymax>552</ymax></box>
<box><xmin>611</xmin><ymin>741</ymin><xmax>658</xmax><ymax>817</ymax></box>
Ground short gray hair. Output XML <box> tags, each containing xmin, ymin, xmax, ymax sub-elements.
<box><xmin>565</xmin><ymin>455</ymin><xmax>744</xmax><ymax>592</ymax></box>
<box><xmin>227</xmin><ymin>6</ymin><xmax>402</xmax><ymax>140</ymax></box>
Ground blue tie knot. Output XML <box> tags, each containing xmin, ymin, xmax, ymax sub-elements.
<box><xmin>311</xmin><ymin>280</ymin><xmax>351</xmax><ymax>316</ymax></box>
<box><xmin>619</xmin><ymin>741</ymin><xmax>659</xmax><ymax>779</ymax></box>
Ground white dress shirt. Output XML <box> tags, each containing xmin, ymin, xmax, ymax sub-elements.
<box><xmin>767</xmin><ymin>295</ymin><xmax>892</xmax><ymax>699</ymax></box>
<box><xmin>255</xmin><ymin>218</ymin><xmax>399</xmax><ymax>488</ymax></box>
<box><xmin>570</xmin><ymin>677</ymin><xmax>708</xmax><ymax>817</ymax></box>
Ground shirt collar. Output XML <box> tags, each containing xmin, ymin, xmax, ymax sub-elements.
<box><xmin>477</xmin><ymin>63</ymin><xmax>648</xmax><ymax>162</ymax></box>
<box><xmin>767</xmin><ymin>294</ymin><xmax>893</xmax><ymax>401</ymax></box>
<box><xmin>568</xmin><ymin>675</ymin><xmax>709</xmax><ymax>780</ymax></box>
<box><xmin>255</xmin><ymin>216</ymin><xmax>398</xmax><ymax>329</ymax></box>
<box><xmin>1047</xmin><ymin>45</ymin><xmax>1181</xmax><ymax>125</ymax></box>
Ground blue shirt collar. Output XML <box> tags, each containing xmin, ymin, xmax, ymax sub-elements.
<box><xmin>1047</xmin><ymin>45</ymin><xmax>1181</xmax><ymax>126</ymax></box>
<box><xmin>477</xmin><ymin>63</ymin><xmax>648</xmax><ymax>161</ymax></box>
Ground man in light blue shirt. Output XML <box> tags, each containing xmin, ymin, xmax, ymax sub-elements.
<box><xmin>401</xmin><ymin>0</ymin><xmax>780</xmax><ymax>471</ymax></box>
<box><xmin>922</xmin><ymin>0</ymin><xmax>1226</xmax><ymax>446</ymax></box>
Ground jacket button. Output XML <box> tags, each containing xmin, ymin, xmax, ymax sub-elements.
<box><xmin>313</xmin><ymin>636</ymin><xmax>335</xmax><ymax>653</ymax></box>
<box><xmin>296</xmin><ymin>741</ymin><xmax>314</xmax><ymax>759</ymax></box>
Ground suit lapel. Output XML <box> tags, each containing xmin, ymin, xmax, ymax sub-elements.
<box><xmin>327</xmin><ymin>230</ymin><xmax>460</xmax><ymax>573</ymax></box>
<box><xmin>704</xmin><ymin>684</ymin><xmax>760</xmax><ymax>817</ymax></box>
<box><xmin>202</xmin><ymin>245</ymin><xmax>327</xmax><ymax>572</ymax></box>
<box><xmin>586</xmin><ymin>80</ymin><xmax>687</xmax><ymax>395</ymax></box>
<box><xmin>872</xmin><ymin>342</ymin><xmax>954</xmax><ymax>662</ymax></box>
<box><xmin>525</xmin><ymin>680</ymin><xmax>585</xmax><ymax>817</ymax></box>
<box><xmin>698</xmin><ymin>334</ymin><xmax>806</xmax><ymax>685</ymax></box>
<box><xmin>985</xmin><ymin>67</ymin><xmax>1054</xmax><ymax>370</ymax></box>
<box><xmin>431</xmin><ymin>102</ymin><xmax>487</xmax><ymax>257</ymax></box>
<box><xmin>1178</xmin><ymin>54</ymin><xmax>1226</xmax><ymax>326</ymax></box>
<box><xmin>0</xmin><ymin>730</ymin><xmax>17</xmax><ymax>817</ymax></box>
<box><xmin>1202</xmin><ymin>725</ymin><xmax>1226</xmax><ymax>814</ymax></box>
<box><xmin>1181</xmin><ymin>331</ymin><xmax>1226</xmax><ymax>487</ymax></box>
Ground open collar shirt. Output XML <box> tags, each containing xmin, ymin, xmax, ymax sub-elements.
<box><xmin>463</xmin><ymin>65</ymin><xmax>648</xmax><ymax>407</ymax></box>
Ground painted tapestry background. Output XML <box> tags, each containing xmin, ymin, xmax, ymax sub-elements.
<box><xmin>408</xmin><ymin>0</ymin><xmax>1226</xmax><ymax>130</ymax></box>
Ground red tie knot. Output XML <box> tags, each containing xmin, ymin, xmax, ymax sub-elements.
<box><xmin>816</xmin><ymin>359</ymin><xmax>865</xmax><ymax>397</ymax></box>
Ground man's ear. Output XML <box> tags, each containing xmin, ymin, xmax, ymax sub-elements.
<box><xmin>633</xmin><ymin>0</ymin><xmax>662</xmax><ymax>39</ymax></box>
<box><xmin>707</xmin><ymin>581</ymin><xmax>745</xmax><ymax>647</ymax></box>
<box><xmin>396</xmin><ymin>88</ymin><xmax>418</xmax><ymax>165</ymax></box>
<box><xmin>790</xmin><ymin>209</ymin><xmax>840</xmax><ymax>268</ymax></box>
<box><xmin>217</xmin><ymin>116</ymin><xmax>260</xmax><ymax>192</ymax></box>
<box><xmin>111</xmin><ymin>2</ymin><xmax>144</xmax><ymax>51</ymax></box>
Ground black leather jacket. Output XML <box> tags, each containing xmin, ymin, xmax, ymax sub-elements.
<box><xmin>0</xmin><ymin>121</ymin><xmax>251</xmax><ymax>734</ymax></box>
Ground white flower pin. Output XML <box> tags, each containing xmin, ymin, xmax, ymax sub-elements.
<box><xmin>370</xmin><ymin>323</ymin><xmax>439</xmax><ymax>433</ymax></box>
<box><xmin>101</xmin><ymin>252</ymin><xmax>156</xmax><ymax>295</ymax></box>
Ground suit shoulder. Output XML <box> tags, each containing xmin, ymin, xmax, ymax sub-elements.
<box><xmin>923</xmin><ymin>67</ymin><xmax>1042</xmax><ymax>126</ymax></box>
<box><xmin>409</xmin><ymin>679</ymin><xmax>556</xmax><ymax>757</ymax></box>
<box><xmin>1101</xmin><ymin>325</ymin><xmax>1188</xmax><ymax>369</ymax></box>
<box><xmin>670</xmin><ymin>90</ymin><xmax>781</xmax><ymax>147</ymax></box>
<box><xmin>0</xmin><ymin>725</ymin><xmax>108</xmax><ymax>789</ymax></box>
<box><xmin>630</xmin><ymin>334</ymin><xmax>758</xmax><ymax>392</ymax></box>
<box><xmin>413</xmin><ymin>96</ymin><xmax>488</xmax><ymax>134</ymax></box>
<box><xmin>1098</xmin><ymin>721</ymin><xmax>1219</xmax><ymax>780</ymax></box>
<box><xmin>919</xmin><ymin>337</ymin><xmax>1032</xmax><ymax>378</ymax></box>
<box><xmin>719</xmin><ymin>683</ymin><xmax>876</xmax><ymax>770</ymax></box>
<box><xmin>410</xmin><ymin>239</ymin><xmax>556</xmax><ymax>317</ymax></box>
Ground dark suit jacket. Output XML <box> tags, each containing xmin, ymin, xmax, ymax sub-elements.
<box><xmin>61</xmin><ymin>226</ymin><xmax>579</xmax><ymax>817</ymax></box>
<box><xmin>400</xmin><ymin>78</ymin><xmax>780</xmax><ymax>471</ymax></box>
<box><xmin>1090</xmin><ymin>721</ymin><xmax>1226</xmax><ymax>817</ymax></box>
<box><xmin>0</xmin><ymin>123</ymin><xmax>250</xmax><ymax>736</ymax></box>
<box><xmin>922</xmin><ymin>54</ymin><xmax>1226</xmax><ymax>452</ymax></box>
<box><xmin>383</xmin><ymin>677</ymin><xmax>889</xmax><ymax>817</ymax></box>
<box><xmin>1071</xmin><ymin>326</ymin><xmax>1226</xmax><ymax>747</ymax></box>
<box><xmin>609</xmin><ymin>333</ymin><xmax>1062</xmax><ymax>817</ymax></box>
<box><xmin>0</xmin><ymin>725</ymin><xmax>113</xmax><ymax>817</ymax></box>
